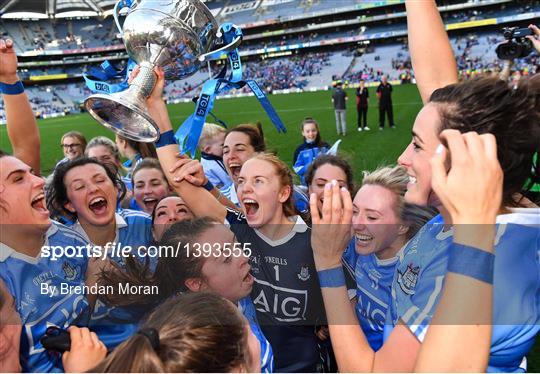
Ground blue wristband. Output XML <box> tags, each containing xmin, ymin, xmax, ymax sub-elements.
<box><xmin>447</xmin><ymin>243</ymin><xmax>495</xmax><ymax>284</ymax></box>
<box><xmin>203</xmin><ymin>180</ymin><xmax>214</xmax><ymax>191</ymax></box>
<box><xmin>155</xmin><ymin>130</ymin><xmax>177</xmax><ymax>148</ymax></box>
<box><xmin>317</xmin><ymin>266</ymin><xmax>346</xmax><ymax>288</ymax></box>
<box><xmin>0</xmin><ymin>81</ymin><xmax>24</xmax><ymax>95</ymax></box>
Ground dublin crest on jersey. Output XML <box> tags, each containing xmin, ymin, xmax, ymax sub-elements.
<box><xmin>297</xmin><ymin>266</ymin><xmax>310</xmax><ymax>281</ymax></box>
<box><xmin>62</xmin><ymin>261</ymin><xmax>81</xmax><ymax>281</ymax></box>
<box><xmin>397</xmin><ymin>263</ymin><xmax>419</xmax><ymax>295</ymax></box>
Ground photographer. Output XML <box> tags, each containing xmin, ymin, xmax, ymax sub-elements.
<box><xmin>526</xmin><ymin>24</ymin><xmax>540</xmax><ymax>54</ymax></box>
<box><xmin>314</xmin><ymin>1</ymin><xmax>539</xmax><ymax>372</ymax></box>
<box><xmin>498</xmin><ymin>24</ymin><xmax>540</xmax><ymax>81</ymax></box>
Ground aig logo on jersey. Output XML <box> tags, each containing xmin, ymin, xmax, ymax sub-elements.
<box><xmin>297</xmin><ymin>266</ymin><xmax>310</xmax><ymax>281</ymax></box>
<box><xmin>397</xmin><ymin>263</ymin><xmax>420</xmax><ymax>295</ymax></box>
<box><xmin>253</xmin><ymin>279</ymin><xmax>308</xmax><ymax>322</ymax></box>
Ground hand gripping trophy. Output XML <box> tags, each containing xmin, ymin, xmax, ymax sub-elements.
<box><xmin>84</xmin><ymin>0</ymin><xmax>242</xmax><ymax>142</ymax></box>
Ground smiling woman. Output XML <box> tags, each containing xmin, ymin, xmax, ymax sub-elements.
<box><xmin>161</xmin><ymin>150</ymin><xmax>331</xmax><ymax>372</ymax></box>
<box><xmin>99</xmin><ymin>218</ymin><xmax>274</xmax><ymax>373</ymax></box>
<box><xmin>47</xmin><ymin>157</ymin><xmax>126</xmax><ymax>229</ymax></box>
<box><xmin>346</xmin><ymin>165</ymin><xmax>432</xmax><ymax>351</ymax></box>
<box><xmin>131</xmin><ymin>158</ymin><xmax>171</xmax><ymax>214</ymax></box>
<box><xmin>46</xmin><ymin>157</ymin><xmax>154</xmax><ymax>350</ymax></box>
<box><xmin>0</xmin><ymin>153</ymin><xmax>92</xmax><ymax>372</ymax></box>
<box><xmin>151</xmin><ymin>195</ymin><xmax>194</xmax><ymax>241</ymax></box>
<box><xmin>221</xmin><ymin>123</ymin><xmax>267</xmax><ymax>205</ymax></box>
<box><xmin>55</xmin><ymin>131</ymin><xmax>87</xmax><ymax>170</ymax></box>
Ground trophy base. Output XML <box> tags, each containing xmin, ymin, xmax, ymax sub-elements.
<box><xmin>84</xmin><ymin>93</ymin><xmax>159</xmax><ymax>143</ymax></box>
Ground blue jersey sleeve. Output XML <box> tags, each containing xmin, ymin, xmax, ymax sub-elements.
<box><xmin>390</xmin><ymin>224</ymin><xmax>450</xmax><ymax>342</ymax></box>
<box><xmin>487</xmin><ymin>222</ymin><xmax>540</xmax><ymax>372</ymax></box>
<box><xmin>89</xmin><ymin>210</ymin><xmax>153</xmax><ymax>349</ymax></box>
<box><xmin>239</xmin><ymin>297</ymin><xmax>275</xmax><ymax>373</ymax></box>
<box><xmin>0</xmin><ymin>223</ymin><xmax>92</xmax><ymax>372</ymax></box>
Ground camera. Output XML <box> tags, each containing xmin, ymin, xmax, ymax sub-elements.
<box><xmin>496</xmin><ymin>27</ymin><xmax>534</xmax><ymax>60</ymax></box>
<box><xmin>41</xmin><ymin>327</ymin><xmax>71</xmax><ymax>353</ymax></box>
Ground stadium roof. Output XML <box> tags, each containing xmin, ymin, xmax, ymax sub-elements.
<box><xmin>0</xmin><ymin>0</ymin><xmax>217</xmax><ymax>18</ymax></box>
<box><xmin>0</xmin><ymin>0</ymin><xmax>118</xmax><ymax>18</ymax></box>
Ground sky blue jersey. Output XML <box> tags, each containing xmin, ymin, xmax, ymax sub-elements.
<box><xmin>355</xmin><ymin>252</ymin><xmax>399</xmax><ymax>351</ymax></box>
<box><xmin>0</xmin><ymin>222</ymin><xmax>90</xmax><ymax>372</ymax></box>
<box><xmin>386</xmin><ymin>210</ymin><xmax>540</xmax><ymax>372</ymax></box>
<box><xmin>71</xmin><ymin>208</ymin><xmax>153</xmax><ymax>349</ymax></box>
<box><xmin>239</xmin><ymin>296</ymin><xmax>275</xmax><ymax>373</ymax></box>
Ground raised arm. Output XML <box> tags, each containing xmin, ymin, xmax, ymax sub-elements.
<box><xmin>406</xmin><ymin>0</ymin><xmax>458</xmax><ymax>103</ymax></box>
<box><xmin>145</xmin><ymin>69</ymin><xmax>228</xmax><ymax>222</ymax></box>
<box><xmin>311</xmin><ymin>131</ymin><xmax>502</xmax><ymax>372</ymax></box>
<box><xmin>310</xmin><ymin>184</ymin><xmax>420</xmax><ymax>372</ymax></box>
<box><xmin>415</xmin><ymin>130</ymin><xmax>501</xmax><ymax>372</ymax></box>
<box><xmin>0</xmin><ymin>39</ymin><xmax>41</xmax><ymax>175</ymax></box>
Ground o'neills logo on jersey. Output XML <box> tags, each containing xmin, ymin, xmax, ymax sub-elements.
<box><xmin>32</xmin><ymin>270</ymin><xmax>55</xmax><ymax>286</ymax></box>
<box><xmin>368</xmin><ymin>268</ymin><xmax>382</xmax><ymax>290</ymax></box>
<box><xmin>397</xmin><ymin>263</ymin><xmax>420</xmax><ymax>295</ymax></box>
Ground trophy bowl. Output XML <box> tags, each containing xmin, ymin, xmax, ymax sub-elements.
<box><xmin>84</xmin><ymin>0</ymin><xmax>220</xmax><ymax>142</ymax></box>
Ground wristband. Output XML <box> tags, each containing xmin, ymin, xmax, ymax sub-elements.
<box><xmin>447</xmin><ymin>243</ymin><xmax>495</xmax><ymax>284</ymax></box>
<box><xmin>0</xmin><ymin>80</ymin><xmax>24</xmax><ymax>95</ymax></box>
<box><xmin>155</xmin><ymin>130</ymin><xmax>177</xmax><ymax>148</ymax></box>
<box><xmin>317</xmin><ymin>266</ymin><xmax>346</xmax><ymax>288</ymax></box>
<box><xmin>203</xmin><ymin>179</ymin><xmax>214</xmax><ymax>191</ymax></box>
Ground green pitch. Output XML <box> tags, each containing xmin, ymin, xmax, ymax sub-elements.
<box><xmin>0</xmin><ymin>83</ymin><xmax>538</xmax><ymax>369</ymax></box>
<box><xmin>0</xmin><ymin>84</ymin><xmax>423</xmax><ymax>176</ymax></box>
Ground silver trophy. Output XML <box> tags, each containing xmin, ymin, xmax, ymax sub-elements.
<box><xmin>84</xmin><ymin>0</ymin><xmax>241</xmax><ymax>142</ymax></box>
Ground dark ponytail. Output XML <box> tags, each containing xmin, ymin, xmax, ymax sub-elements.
<box><xmin>429</xmin><ymin>74</ymin><xmax>540</xmax><ymax>206</ymax></box>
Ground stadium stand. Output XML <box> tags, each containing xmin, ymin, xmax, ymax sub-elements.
<box><xmin>0</xmin><ymin>0</ymin><xmax>539</xmax><ymax>123</ymax></box>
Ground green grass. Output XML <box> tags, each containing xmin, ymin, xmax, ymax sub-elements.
<box><xmin>0</xmin><ymin>84</ymin><xmax>423</xmax><ymax>176</ymax></box>
<box><xmin>0</xmin><ymin>84</ymin><xmax>537</xmax><ymax>369</ymax></box>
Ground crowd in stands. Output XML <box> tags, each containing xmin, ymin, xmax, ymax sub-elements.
<box><xmin>241</xmin><ymin>52</ymin><xmax>331</xmax><ymax>92</ymax></box>
<box><xmin>1</xmin><ymin>18</ymin><xmax>118</xmax><ymax>53</ymax></box>
<box><xmin>0</xmin><ymin>0</ymin><xmax>539</xmax><ymax>122</ymax></box>
<box><xmin>2</xmin><ymin>25</ymin><xmax>540</xmax><ymax>124</ymax></box>
<box><xmin>1</xmin><ymin>1</ymin><xmax>539</xmax><ymax>370</ymax></box>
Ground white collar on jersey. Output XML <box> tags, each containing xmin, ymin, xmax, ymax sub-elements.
<box><xmin>373</xmin><ymin>253</ymin><xmax>399</xmax><ymax>267</ymax></box>
<box><xmin>254</xmin><ymin>215</ymin><xmax>308</xmax><ymax>247</ymax></box>
<box><xmin>496</xmin><ymin>207</ymin><xmax>540</xmax><ymax>226</ymax></box>
<box><xmin>72</xmin><ymin>212</ymin><xmax>127</xmax><ymax>245</ymax></box>
<box><xmin>0</xmin><ymin>223</ymin><xmax>58</xmax><ymax>263</ymax></box>
<box><xmin>494</xmin><ymin>207</ymin><xmax>540</xmax><ymax>245</ymax></box>
<box><xmin>435</xmin><ymin>226</ymin><xmax>453</xmax><ymax>241</ymax></box>
<box><xmin>433</xmin><ymin>207</ymin><xmax>540</xmax><ymax>244</ymax></box>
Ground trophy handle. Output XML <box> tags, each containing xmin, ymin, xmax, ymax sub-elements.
<box><xmin>113</xmin><ymin>0</ymin><xmax>136</xmax><ymax>36</ymax></box>
<box><xmin>198</xmin><ymin>29</ymin><xmax>242</xmax><ymax>62</ymax></box>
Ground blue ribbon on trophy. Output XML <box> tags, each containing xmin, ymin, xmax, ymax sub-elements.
<box><xmin>83</xmin><ymin>0</ymin><xmax>136</xmax><ymax>94</ymax></box>
<box><xmin>83</xmin><ymin>59</ymin><xmax>137</xmax><ymax>94</ymax></box>
<box><xmin>175</xmin><ymin>23</ymin><xmax>286</xmax><ymax>157</ymax></box>
<box><xmin>81</xmin><ymin>2</ymin><xmax>286</xmax><ymax>152</ymax></box>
